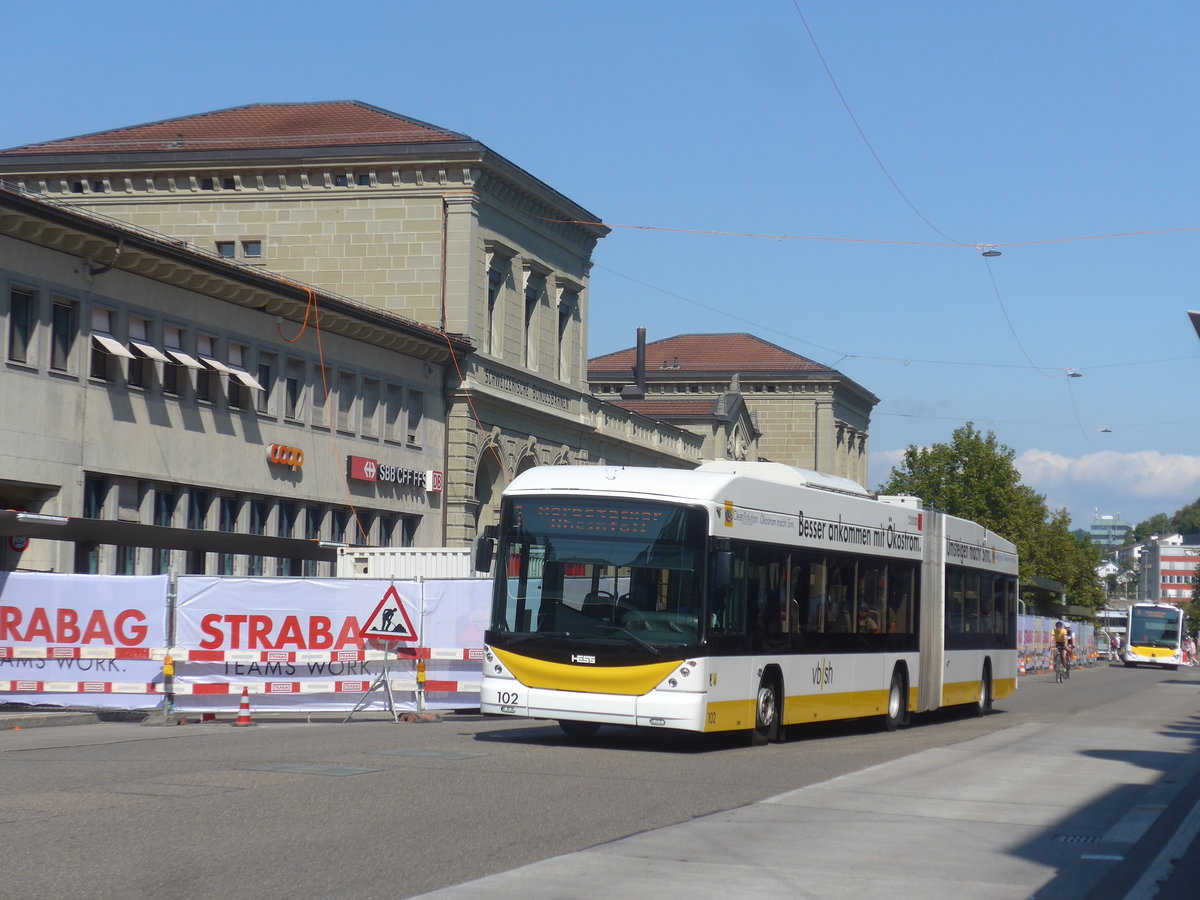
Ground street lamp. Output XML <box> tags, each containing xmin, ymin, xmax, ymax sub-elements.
<box><xmin>1187</xmin><ymin>311</ymin><xmax>1200</xmax><ymax>341</ymax></box>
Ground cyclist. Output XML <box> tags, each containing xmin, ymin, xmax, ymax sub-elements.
<box><xmin>1052</xmin><ymin>620</ymin><xmax>1070</xmax><ymax>674</ymax></box>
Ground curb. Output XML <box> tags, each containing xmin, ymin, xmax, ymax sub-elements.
<box><xmin>0</xmin><ymin>711</ymin><xmax>100</xmax><ymax>731</ymax></box>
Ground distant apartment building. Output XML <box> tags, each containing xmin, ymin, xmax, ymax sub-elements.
<box><xmin>1138</xmin><ymin>535</ymin><xmax>1199</xmax><ymax>604</ymax></box>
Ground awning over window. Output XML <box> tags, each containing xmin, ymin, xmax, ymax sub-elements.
<box><xmin>165</xmin><ymin>348</ymin><xmax>203</xmax><ymax>369</ymax></box>
<box><xmin>228</xmin><ymin>366</ymin><xmax>265</xmax><ymax>390</ymax></box>
<box><xmin>128</xmin><ymin>339</ymin><xmax>170</xmax><ymax>363</ymax></box>
<box><xmin>198</xmin><ymin>355</ymin><xmax>234</xmax><ymax>375</ymax></box>
<box><xmin>92</xmin><ymin>332</ymin><xmax>135</xmax><ymax>359</ymax></box>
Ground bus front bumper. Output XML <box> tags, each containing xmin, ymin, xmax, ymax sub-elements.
<box><xmin>480</xmin><ymin>677</ymin><xmax>707</xmax><ymax>732</ymax></box>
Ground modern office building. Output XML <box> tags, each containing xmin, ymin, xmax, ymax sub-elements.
<box><xmin>1088</xmin><ymin>512</ymin><xmax>1132</xmax><ymax>552</ymax></box>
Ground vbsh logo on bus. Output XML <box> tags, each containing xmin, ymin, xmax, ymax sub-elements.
<box><xmin>812</xmin><ymin>657</ymin><xmax>834</xmax><ymax>689</ymax></box>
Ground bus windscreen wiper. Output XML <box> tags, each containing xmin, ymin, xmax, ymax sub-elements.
<box><xmin>603</xmin><ymin>625</ymin><xmax>659</xmax><ymax>656</ymax></box>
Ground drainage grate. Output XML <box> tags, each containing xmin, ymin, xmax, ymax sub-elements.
<box><xmin>377</xmin><ymin>749</ymin><xmax>488</xmax><ymax>760</ymax></box>
<box><xmin>1054</xmin><ymin>833</ymin><xmax>1101</xmax><ymax>844</ymax></box>
<box><xmin>241</xmin><ymin>764</ymin><xmax>381</xmax><ymax>776</ymax></box>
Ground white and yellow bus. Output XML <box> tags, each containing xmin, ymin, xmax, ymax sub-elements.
<box><xmin>477</xmin><ymin>461</ymin><xmax>1019</xmax><ymax>743</ymax></box>
<box><xmin>1124</xmin><ymin>603</ymin><xmax>1184</xmax><ymax>669</ymax></box>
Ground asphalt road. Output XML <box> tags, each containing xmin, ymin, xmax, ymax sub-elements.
<box><xmin>0</xmin><ymin>662</ymin><xmax>1189</xmax><ymax>898</ymax></box>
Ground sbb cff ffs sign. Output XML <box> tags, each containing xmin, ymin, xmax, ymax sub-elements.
<box><xmin>347</xmin><ymin>456</ymin><xmax>442</xmax><ymax>493</ymax></box>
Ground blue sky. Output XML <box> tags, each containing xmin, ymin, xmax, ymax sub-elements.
<box><xmin>6</xmin><ymin>1</ymin><xmax>1199</xmax><ymax>531</ymax></box>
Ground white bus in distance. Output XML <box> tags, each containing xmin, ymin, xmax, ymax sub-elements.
<box><xmin>1124</xmin><ymin>603</ymin><xmax>1184</xmax><ymax>669</ymax></box>
<box><xmin>477</xmin><ymin>460</ymin><xmax>1019</xmax><ymax>743</ymax></box>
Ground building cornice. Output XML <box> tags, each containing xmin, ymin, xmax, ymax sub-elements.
<box><xmin>0</xmin><ymin>182</ymin><xmax>473</xmax><ymax>364</ymax></box>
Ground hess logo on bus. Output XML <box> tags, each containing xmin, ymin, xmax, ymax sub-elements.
<box><xmin>571</xmin><ymin>654</ymin><xmax>596</xmax><ymax>665</ymax></box>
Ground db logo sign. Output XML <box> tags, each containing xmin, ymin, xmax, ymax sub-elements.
<box><xmin>427</xmin><ymin>470</ymin><xmax>443</xmax><ymax>493</ymax></box>
<box><xmin>267</xmin><ymin>443</ymin><xmax>305</xmax><ymax>471</ymax></box>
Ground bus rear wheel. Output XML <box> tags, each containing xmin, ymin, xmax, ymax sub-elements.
<box><xmin>975</xmin><ymin>665</ymin><xmax>993</xmax><ymax>716</ymax></box>
<box><xmin>752</xmin><ymin>675</ymin><xmax>780</xmax><ymax>745</ymax></box>
<box><xmin>882</xmin><ymin>670</ymin><xmax>905</xmax><ymax>731</ymax></box>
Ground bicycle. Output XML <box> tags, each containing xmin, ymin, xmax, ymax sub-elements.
<box><xmin>1054</xmin><ymin>647</ymin><xmax>1069</xmax><ymax>683</ymax></box>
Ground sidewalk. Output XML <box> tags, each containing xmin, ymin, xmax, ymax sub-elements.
<box><xmin>416</xmin><ymin>681</ymin><xmax>1200</xmax><ymax>900</ymax></box>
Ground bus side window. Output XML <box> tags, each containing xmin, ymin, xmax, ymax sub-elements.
<box><xmin>886</xmin><ymin>562</ymin><xmax>914</xmax><ymax>634</ymax></box>
<box><xmin>807</xmin><ymin>557</ymin><xmax>827</xmax><ymax>633</ymax></box>
<box><xmin>857</xmin><ymin>566</ymin><xmax>885</xmax><ymax>634</ymax></box>
<box><xmin>946</xmin><ymin>568</ymin><xmax>964</xmax><ymax>636</ymax></box>
<box><xmin>789</xmin><ymin>564</ymin><xmax>804</xmax><ymax>634</ymax></box>
<box><xmin>711</xmin><ymin>552</ymin><xmax>747</xmax><ymax>633</ymax></box>
<box><xmin>826</xmin><ymin>560</ymin><xmax>855</xmax><ymax>633</ymax></box>
<box><xmin>963</xmin><ymin>570</ymin><xmax>980</xmax><ymax>633</ymax></box>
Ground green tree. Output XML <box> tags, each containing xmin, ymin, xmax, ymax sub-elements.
<box><xmin>1172</xmin><ymin>498</ymin><xmax>1200</xmax><ymax>536</ymax></box>
<box><xmin>879</xmin><ymin>422</ymin><xmax>1104</xmax><ymax>608</ymax></box>
<box><xmin>1134</xmin><ymin>513</ymin><xmax>1172</xmax><ymax>541</ymax></box>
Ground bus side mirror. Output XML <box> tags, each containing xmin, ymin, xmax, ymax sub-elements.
<box><xmin>713</xmin><ymin>550</ymin><xmax>733</xmax><ymax>588</ymax></box>
<box><xmin>474</xmin><ymin>525</ymin><xmax>497</xmax><ymax>573</ymax></box>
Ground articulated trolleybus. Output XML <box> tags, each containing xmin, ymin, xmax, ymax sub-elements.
<box><xmin>478</xmin><ymin>461</ymin><xmax>1019</xmax><ymax>742</ymax></box>
<box><xmin>1124</xmin><ymin>603</ymin><xmax>1184</xmax><ymax>669</ymax></box>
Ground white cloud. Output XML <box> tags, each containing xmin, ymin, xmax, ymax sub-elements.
<box><xmin>870</xmin><ymin>447</ymin><xmax>1200</xmax><ymax>527</ymax></box>
<box><xmin>1015</xmin><ymin>450</ymin><xmax>1200</xmax><ymax>498</ymax></box>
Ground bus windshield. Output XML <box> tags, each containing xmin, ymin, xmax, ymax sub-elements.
<box><xmin>1129</xmin><ymin>606</ymin><xmax>1182</xmax><ymax>648</ymax></box>
<box><xmin>491</xmin><ymin>497</ymin><xmax>708</xmax><ymax>647</ymax></box>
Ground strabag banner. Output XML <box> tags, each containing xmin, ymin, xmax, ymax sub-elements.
<box><xmin>0</xmin><ymin>572</ymin><xmax>168</xmax><ymax>709</ymax></box>
<box><xmin>173</xmin><ymin>577</ymin><xmax>489</xmax><ymax>712</ymax></box>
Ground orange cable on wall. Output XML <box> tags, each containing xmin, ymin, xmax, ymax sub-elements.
<box><xmin>275</xmin><ymin>286</ymin><xmax>371</xmax><ymax>546</ymax></box>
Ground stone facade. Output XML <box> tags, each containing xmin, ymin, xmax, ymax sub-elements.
<box><xmin>589</xmin><ymin>333</ymin><xmax>878</xmax><ymax>487</ymax></box>
<box><xmin>0</xmin><ymin>184</ymin><xmax>464</xmax><ymax>574</ymax></box>
<box><xmin>0</xmin><ymin>102</ymin><xmax>704</xmax><ymax>545</ymax></box>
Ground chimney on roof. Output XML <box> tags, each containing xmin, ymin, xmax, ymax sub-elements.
<box><xmin>620</xmin><ymin>327</ymin><xmax>647</xmax><ymax>401</ymax></box>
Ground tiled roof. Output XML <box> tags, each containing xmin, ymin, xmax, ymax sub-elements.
<box><xmin>0</xmin><ymin>101</ymin><xmax>469</xmax><ymax>156</ymax></box>
<box><xmin>589</xmin><ymin>333</ymin><xmax>828</xmax><ymax>375</ymax></box>
<box><xmin>610</xmin><ymin>399</ymin><xmax>718</xmax><ymax>417</ymax></box>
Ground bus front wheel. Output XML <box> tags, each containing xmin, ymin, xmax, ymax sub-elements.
<box><xmin>752</xmin><ymin>675</ymin><xmax>780</xmax><ymax>745</ymax></box>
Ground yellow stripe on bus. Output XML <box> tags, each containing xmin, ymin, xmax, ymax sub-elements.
<box><xmin>942</xmin><ymin>680</ymin><xmax>983</xmax><ymax>707</ymax></box>
<box><xmin>704</xmin><ymin>699</ymin><xmax>756</xmax><ymax>732</ymax></box>
<box><xmin>493</xmin><ymin>647</ymin><xmax>679</xmax><ymax>695</ymax></box>
<box><xmin>782</xmin><ymin>689</ymin><xmax>890</xmax><ymax>724</ymax></box>
<box><xmin>708</xmin><ymin>687</ymin><xmax>920</xmax><ymax>732</ymax></box>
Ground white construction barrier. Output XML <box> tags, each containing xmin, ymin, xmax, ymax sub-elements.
<box><xmin>0</xmin><ymin>572</ymin><xmax>168</xmax><ymax>708</ymax></box>
<box><xmin>0</xmin><ymin>572</ymin><xmax>491</xmax><ymax>714</ymax></box>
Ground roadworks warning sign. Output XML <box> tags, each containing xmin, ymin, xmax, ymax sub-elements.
<box><xmin>362</xmin><ymin>586</ymin><xmax>418</xmax><ymax>642</ymax></box>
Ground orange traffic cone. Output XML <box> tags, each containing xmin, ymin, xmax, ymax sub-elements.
<box><xmin>231</xmin><ymin>686</ymin><xmax>256</xmax><ymax>727</ymax></box>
